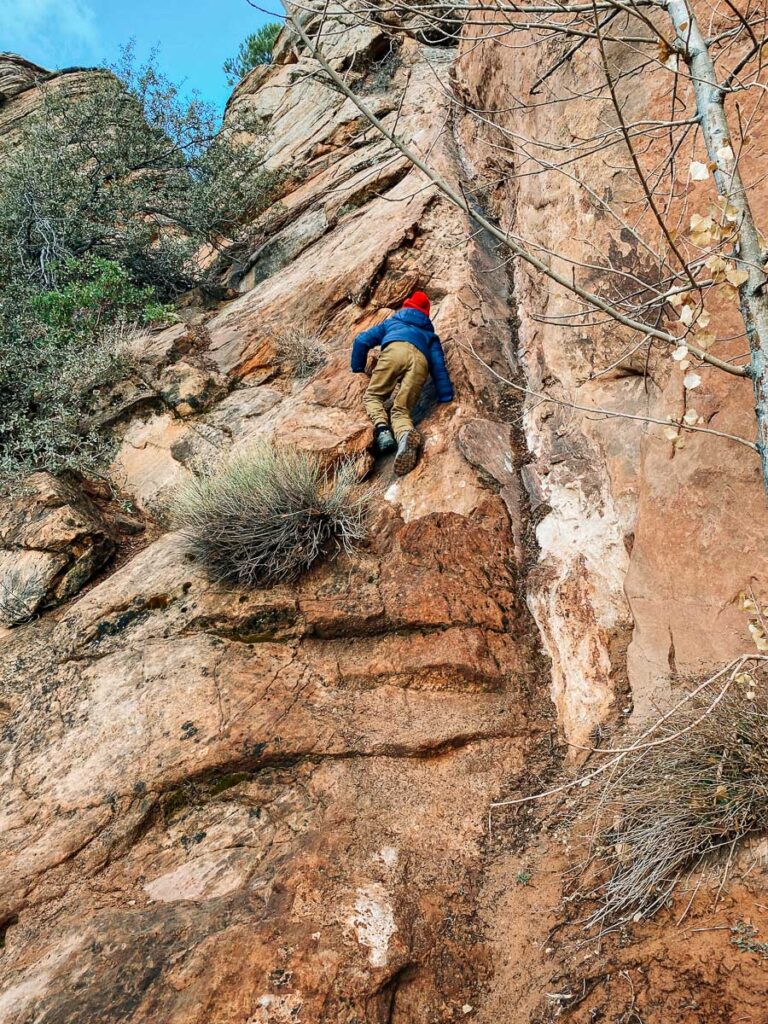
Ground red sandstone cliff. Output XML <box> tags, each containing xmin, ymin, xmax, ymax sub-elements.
<box><xmin>0</xmin><ymin>7</ymin><xmax>767</xmax><ymax>1019</ymax></box>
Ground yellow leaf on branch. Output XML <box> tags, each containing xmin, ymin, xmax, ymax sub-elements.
<box><xmin>725</xmin><ymin>266</ymin><xmax>749</xmax><ymax>287</ymax></box>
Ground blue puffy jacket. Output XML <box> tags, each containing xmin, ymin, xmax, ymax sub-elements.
<box><xmin>350</xmin><ymin>308</ymin><xmax>454</xmax><ymax>403</ymax></box>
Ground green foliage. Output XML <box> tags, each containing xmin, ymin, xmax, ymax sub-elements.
<box><xmin>173</xmin><ymin>444</ymin><xmax>370</xmax><ymax>585</ymax></box>
<box><xmin>731</xmin><ymin>922</ymin><xmax>768</xmax><ymax>959</ymax></box>
<box><xmin>0</xmin><ymin>47</ymin><xmax>281</xmax><ymax>298</ymax></box>
<box><xmin>0</xmin><ymin>258</ymin><xmax>166</xmax><ymax>486</ymax></box>
<box><xmin>31</xmin><ymin>257</ymin><xmax>174</xmax><ymax>335</ymax></box>
<box><xmin>224</xmin><ymin>23</ymin><xmax>282</xmax><ymax>85</ymax></box>
<box><xmin>0</xmin><ymin>48</ymin><xmax>282</xmax><ymax>488</ymax></box>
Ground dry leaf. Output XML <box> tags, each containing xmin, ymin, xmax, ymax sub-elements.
<box><xmin>717</xmin><ymin>144</ymin><xmax>735</xmax><ymax>163</ymax></box>
<box><xmin>723</xmin><ymin>202</ymin><xmax>740</xmax><ymax>223</ymax></box>
<box><xmin>615</xmin><ymin>842</ymin><xmax>633</xmax><ymax>864</ymax></box>
<box><xmin>672</xmin><ymin>345</ymin><xmax>689</xmax><ymax>361</ymax></box>
<box><xmin>664</xmin><ymin>426</ymin><xmax>679</xmax><ymax>441</ymax></box>
<box><xmin>695</xmin><ymin>330</ymin><xmax>715</xmax><ymax>349</ymax></box>
<box><xmin>735</xmin><ymin>671</ymin><xmax>755</xmax><ymax>684</ymax></box>
<box><xmin>674</xmin><ymin>435</ymin><xmax>687</xmax><ymax>449</ymax></box>
<box><xmin>698</xmin><ymin>309</ymin><xmax>711</xmax><ymax>328</ymax></box>
<box><xmin>683</xmin><ymin>408</ymin><xmax>698</xmax><ymax>425</ymax></box>
<box><xmin>706</xmin><ymin>254</ymin><xmax>728</xmax><ymax>278</ymax></box>
<box><xmin>725</xmin><ymin>266</ymin><xmax>749</xmax><ymax>287</ymax></box>
<box><xmin>683</xmin><ymin>371</ymin><xmax>702</xmax><ymax>389</ymax></box>
<box><xmin>679</xmin><ymin>304</ymin><xmax>694</xmax><ymax>325</ymax></box>
<box><xmin>689</xmin><ymin>161</ymin><xmax>710</xmax><ymax>181</ymax></box>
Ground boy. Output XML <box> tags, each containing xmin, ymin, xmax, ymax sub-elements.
<box><xmin>350</xmin><ymin>291</ymin><xmax>453</xmax><ymax>475</ymax></box>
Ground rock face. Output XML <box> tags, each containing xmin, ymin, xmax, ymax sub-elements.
<box><xmin>0</xmin><ymin>24</ymin><xmax>550</xmax><ymax>1022</ymax></box>
<box><xmin>1</xmin><ymin>6</ymin><xmax>768</xmax><ymax>1023</ymax></box>
<box><xmin>0</xmin><ymin>53</ymin><xmax>113</xmax><ymax>150</ymax></box>
<box><xmin>0</xmin><ymin>54</ymin><xmax>47</xmax><ymax>101</ymax></box>
<box><xmin>0</xmin><ymin>474</ymin><xmax>115</xmax><ymax>623</ymax></box>
<box><xmin>454</xmin><ymin>8</ymin><xmax>768</xmax><ymax>737</ymax></box>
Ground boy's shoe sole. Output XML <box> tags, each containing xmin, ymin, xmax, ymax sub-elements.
<box><xmin>394</xmin><ymin>430</ymin><xmax>422</xmax><ymax>476</ymax></box>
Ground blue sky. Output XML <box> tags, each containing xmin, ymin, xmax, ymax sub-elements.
<box><xmin>1</xmin><ymin>0</ymin><xmax>281</xmax><ymax>111</ymax></box>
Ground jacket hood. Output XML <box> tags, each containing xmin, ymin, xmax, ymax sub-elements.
<box><xmin>394</xmin><ymin>308</ymin><xmax>433</xmax><ymax>328</ymax></box>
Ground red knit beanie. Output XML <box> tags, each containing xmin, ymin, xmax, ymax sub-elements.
<box><xmin>402</xmin><ymin>290</ymin><xmax>431</xmax><ymax>316</ymax></box>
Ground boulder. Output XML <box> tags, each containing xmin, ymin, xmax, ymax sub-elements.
<box><xmin>0</xmin><ymin>473</ymin><xmax>115</xmax><ymax>621</ymax></box>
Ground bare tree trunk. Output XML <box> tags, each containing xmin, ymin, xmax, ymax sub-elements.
<box><xmin>666</xmin><ymin>0</ymin><xmax>768</xmax><ymax>489</ymax></box>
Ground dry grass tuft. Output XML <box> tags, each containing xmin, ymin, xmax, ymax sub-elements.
<box><xmin>582</xmin><ymin>658</ymin><xmax>768</xmax><ymax>928</ymax></box>
<box><xmin>173</xmin><ymin>443</ymin><xmax>370</xmax><ymax>585</ymax></box>
<box><xmin>275</xmin><ymin>326</ymin><xmax>327</xmax><ymax>379</ymax></box>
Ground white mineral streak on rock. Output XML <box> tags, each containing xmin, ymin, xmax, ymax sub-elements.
<box><xmin>349</xmin><ymin>884</ymin><xmax>397</xmax><ymax>968</ymax></box>
<box><xmin>527</xmin><ymin>457</ymin><xmax>630</xmax><ymax>749</ymax></box>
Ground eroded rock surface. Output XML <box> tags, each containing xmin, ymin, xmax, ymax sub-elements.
<box><xmin>0</xmin><ymin>18</ymin><xmax>550</xmax><ymax>1022</ymax></box>
<box><xmin>0</xmin><ymin>474</ymin><xmax>115</xmax><ymax>621</ymax></box>
<box><xmin>2</xmin><ymin>3</ymin><xmax>768</xmax><ymax>1022</ymax></box>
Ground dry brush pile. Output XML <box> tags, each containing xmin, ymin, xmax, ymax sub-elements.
<box><xmin>579</xmin><ymin>657</ymin><xmax>768</xmax><ymax>928</ymax></box>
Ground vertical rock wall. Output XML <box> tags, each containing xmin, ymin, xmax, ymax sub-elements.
<box><xmin>454</xmin><ymin>14</ymin><xmax>768</xmax><ymax>739</ymax></box>
<box><xmin>0</xmin><ymin>26</ymin><xmax>554</xmax><ymax>1023</ymax></box>
<box><xmin>2</xmin><ymin>4</ymin><xmax>768</xmax><ymax>1018</ymax></box>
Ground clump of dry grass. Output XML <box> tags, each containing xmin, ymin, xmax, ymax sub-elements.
<box><xmin>581</xmin><ymin>658</ymin><xmax>768</xmax><ymax>928</ymax></box>
<box><xmin>173</xmin><ymin>443</ymin><xmax>370</xmax><ymax>585</ymax></box>
<box><xmin>275</xmin><ymin>326</ymin><xmax>327</xmax><ymax>379</ymax></box>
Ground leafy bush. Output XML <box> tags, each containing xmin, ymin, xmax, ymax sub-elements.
<box><xmin>582</xmin><ymin>659</ymin><xmax>768</xmax><ymax>927</ymax></box>
<box><xmin>173</xmin><ymin>444</ymin><xmax>370</xmax><ymax>584</ymax></box>
<box><xmin>0</xmin><ymin>258</ymin><xmax>164</xmax><ymax>485</ymax></box>
<box><xmin>0</xmin><ymin>48</ymin><xmax>283</xmax><ymax>488</ymax></box>
<box><xmin>31</xmin><ymin>257</ymin><xmax>173</xmax><ymax>334</ymax></box>
<box><xmin>276</xmin><ymin>325</ymin><xmax>327</xmax><ymax>379</ymax></box>
<box><xmin>224</xmin><ymin>24</ymin><xmax>282</xmax><ymax>84</ymax></box>
<box><xmin>0</xmin><ymin>48</ymin><xmax>281</xmax><ymax>297</ymax></box>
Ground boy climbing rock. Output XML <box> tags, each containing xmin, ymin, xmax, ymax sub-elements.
<box><xmin>351</xmin><ymin>291</ymin><xmax>454</xmax><ymax>475</ymax></box>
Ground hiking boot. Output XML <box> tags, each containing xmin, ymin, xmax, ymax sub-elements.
<box><xmin>373</xmin><ymin>424</ymin><xmax>397</xmax><ymax>456</ymax></box>
<box><xmin>394</xmin><ymin>429</ymin><xmax>423</xmax><ymax>476</ymax></box>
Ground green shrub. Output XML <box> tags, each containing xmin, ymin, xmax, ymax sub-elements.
<box><xmin>0</xmin><ymin>48</ymin><xmax>283</xmax><ymax>488</ymax></box>
<box><xmin>224</xmin><ymin>24</ymin><xmax>282</xmax><ymax>85</ymax></box>
<box><xmin>173</xmin><ymin>444</ymin><xmax>370</xmax><ymax>584</ymax></box>
<box><xmin>31</xmin><ymin>257</ymin><xmax>174</xmax><ymax>335</ymax></box>
<box><xmin>0</xmin><ymin>258</ymin><xmax>164</xmax><ymax>486</ymax></box>
<box><xmin>0</xmin><ymin>48</ymin><xmax>281</xmax><ymax>297</ymax></box>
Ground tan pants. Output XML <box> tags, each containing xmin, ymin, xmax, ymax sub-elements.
<box><xmin>363</xmin><ymin>342</ymin><xmax>429</xmax><ymax>440</ymax></box>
